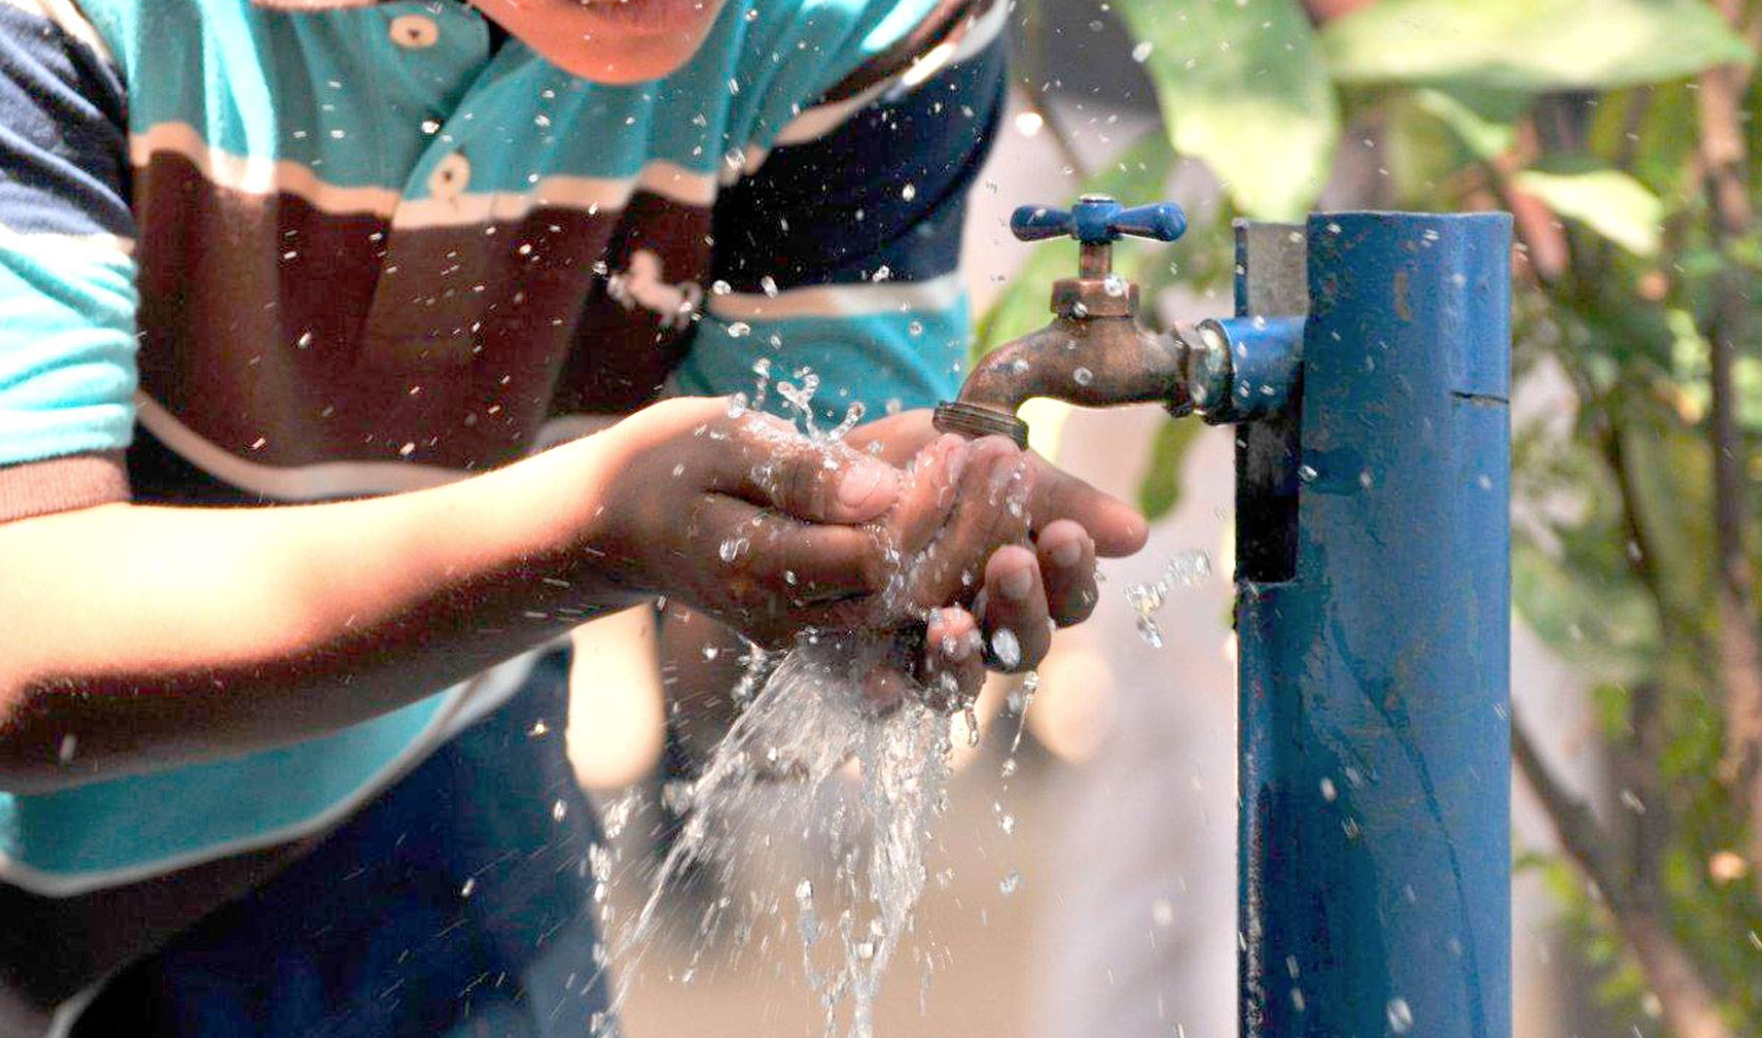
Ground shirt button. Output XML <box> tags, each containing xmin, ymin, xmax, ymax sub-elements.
<box><xmin>429</xmin><ymin>152</ymin><xmax>471</xmax><ymax>200</ymax></box>
<box><xmin>389</xmin><ymin>14</ymin><xmax>440</xmax><ymax>49</ymax></box>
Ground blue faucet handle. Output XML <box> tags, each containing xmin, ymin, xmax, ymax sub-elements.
<box><xmin>1009</xmin><ymin>205</ymin><xmax>1075</xmax><ymax>241</ymax></box>
<box><xmin>1009</xmin><ymin>196</ymin><xmax>1187</xmax><ymax>245</ymax></box>
<box><xmin>1110</xmin><ymin>202</ymin><xmax>1187</xmax><ymax>243</ymax></box>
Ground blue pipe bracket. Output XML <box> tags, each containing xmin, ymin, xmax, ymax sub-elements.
<box><xmin>1236</xmin><ymin>213</ymin><xmax>1513</xmax><ymax>1038</ymax></box>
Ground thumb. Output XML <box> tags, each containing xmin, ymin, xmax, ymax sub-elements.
<box><xmin>1026</xmin><ymin>452</ymin><xmax>1149</xmax><ymax>557</ymax></box>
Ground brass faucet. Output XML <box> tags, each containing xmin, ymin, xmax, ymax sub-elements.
<box><xmin>934</xmin><ymin>195</ymin><xmax>1308</xmax><ymax>447</ymax></box>
<box><xmin>933</xmin><ymin>195</ymin><xmax>1195</xmax><ymax>448</ymax></box>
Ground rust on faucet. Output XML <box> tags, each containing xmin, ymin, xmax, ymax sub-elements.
<box><xmin>934</xmin><ymin>205</ymin><xmax>1195</xmax><ymax>449</ymax></box>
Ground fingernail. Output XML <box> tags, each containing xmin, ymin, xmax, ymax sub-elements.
<box><xmin>1049</xmin><ymin>539</ymin><xmax>1083</xmax><ymax>568</ymax></box>
<box><xmin>836</xmin><ymin>461</ymin><xmax>897</xmax><ymax>514</ymax></box>
<box><xmin>999</xmin><ymin>567</ymin><xmax>1035</xmax><ymax>601</ymax></box>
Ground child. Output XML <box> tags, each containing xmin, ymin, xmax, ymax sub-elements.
<box><xmin>0</xmin><ymin>0</ymin><xmax>1146</xmax><ymax>1032</ymax></box>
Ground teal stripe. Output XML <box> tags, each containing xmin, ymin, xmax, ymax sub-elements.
<box><xmin>82</xmin><ymin>0</ymin><xmax>951</xmax><ymax>196</ymax></box>
<box><xmin>676</xmin><ymin>302</ymin><xmax>968</xmax><ymax>426</ymax></box>
<box><xmin>0</xmin><ymin>692</ymin><xmax>448</xmax><ymax>878</ymax></box>
<box><xmin>0</xmin><ymin>243</ymin><xmax>137</xmax><ymax>465</ymax></box>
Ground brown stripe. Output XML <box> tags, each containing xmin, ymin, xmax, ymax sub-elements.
<box><xmin>133</xmin><ymin>150</ymin><xmax>711</xmax><ymax>483</ymax></box>
<box><xmin>819</xmin><ymin>0</ymin><xmax>997</xmax><ymax>103</ymax></box>
<box><xmin>0</xmin><ymin>452</ymin><xmax>130</xmax><ymax>524</ymax></box>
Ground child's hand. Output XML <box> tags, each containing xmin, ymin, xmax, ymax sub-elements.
<box><xmin>848</xmin><ymin>411</ymin><xmax>1148</xmax><ymax>675</ymax></box>
<box><xmin>589</xmin><ymin>397</ymin><xmax>905</xmax><ymax>646</ymax></box>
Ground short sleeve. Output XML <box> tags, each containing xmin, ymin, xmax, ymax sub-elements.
<box><xmin>0</xmin><ymin>0</ymin><xmax>138</xmax><ymax>521</ymax></box>
<box><xmin>677</xmin><ymin>0</ymin><xmax>1006</xmax><ymax>427</ymax></box>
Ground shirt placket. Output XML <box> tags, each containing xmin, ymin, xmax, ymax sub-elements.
<box><xmin>361</xmin><ymin>2</ymin><xmax>508</xmax><ymax>370</ymax></box>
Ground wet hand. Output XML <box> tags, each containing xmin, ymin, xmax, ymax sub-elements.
<box><xmin>591</xmin><ymin>397</ymin><xmax>903</xmax><ymax>646</ymax></box>
<box><xmin>848</xmin><ymin>411</ymin><xmax>1147</xmax><ymax>674</ymax></box>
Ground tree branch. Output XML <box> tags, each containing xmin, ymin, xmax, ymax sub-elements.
<box><xmin>1696</xmin><ymin>0</ymin><xmax>1762</xmax><ymax>906</ymax></box>
<box><xmin>1514</xmin><ymin>715</ymin><xmax>1734</xmax><ymax>1038</ymax></box>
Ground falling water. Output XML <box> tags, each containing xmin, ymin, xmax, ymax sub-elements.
<box><xmin>601</xmin><ymin>634</ymin><xmax>956</xmax><ymax>1038</ymax></box>
<box><xmin>598</xmin><ymin>371</ymin><xmax>1007</xmax><ymax>1037</ymax></box>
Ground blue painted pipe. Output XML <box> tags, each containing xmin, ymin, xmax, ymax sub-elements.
<box><xmin>1187</xmin><ymin>315</ymin><xmax>1306</xmax><ymax>424</ymax></box>
<box><xmin>1236</xmin><ymin>212</ymin><xmax>1512</xmax><ymax>1038</ymax></box>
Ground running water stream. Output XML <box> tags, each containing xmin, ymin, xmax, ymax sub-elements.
<box><xmin>595</xmin><ymin>365</ymin><xmax>973</xmax><ymax>1038</ymax></box>
<box><xmin>593</xmin><ymin>364</ymin><xmax>1206</xmax><ymax>1036</ymax></box>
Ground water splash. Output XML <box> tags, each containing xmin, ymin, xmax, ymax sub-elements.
<box><xmin>597</xmin><ymin>407</ymin><xmax>1038</xmax><ymax>1037</ymax></box>
<box><xmin>1124</xmin><ymin>550</ymin><xmax>1212</xmax><ymax>648</ymax></box>
<box><xmin>602</xmin><ymin>634</ymin><xmax>954</xmax><ymax>1038</ymax></box>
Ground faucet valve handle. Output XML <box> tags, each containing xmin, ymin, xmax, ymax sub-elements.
<box><xmin>1009</xmin><ymin>195</ymin><xmax>1187</xmax><ymax>245</ymax></box>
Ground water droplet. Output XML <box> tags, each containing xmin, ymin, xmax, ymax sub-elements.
<box><xmin>727</xmin><ymin>321</ymin><xmax>752</xmax><ymax>338</ymax></box>
<box><xmin>1320</xmin><ymin>777</ymin><xmax>1337</xmax><ymax>802</ymax></box>
<box><xmin>901</xmin><ymin>183</ymin><xmax>917</xmax><ymax>201</ymax></box>
<box><xmin>461</xmin><ymin>878</ymin><xmax>477</xmax><ymax>898</ymax></box>
<box><xmin>908</xmin><ymin>319</ymin><xmax>924</xmax><ymax>337</ymax></box>
<box><xmin>552</xmin><ymin>799</ymin><xmax>569</xmax><ymax>822</ymax></box>
<box><xmin>1132</xmin><ymin>41</ymin><xmax>1154</xmax><ymax>63</ymax></box>
<box><xmin>999</xmin><ymin>869</ymin><xmax>1022</xmax><ymax>896</ymax></box>
<box><xmin>990</xmin><ymin>629</ymin><xmax>1022</xmax><ymax>669</ymax></box>
<box><xmin>1102</xmin><ymin>273</ymin><xmax>1127</xmax><ymax>297</ymax></box>
<box><xmin>57</xmin><ymin>734</ymin><xmax>77</xmax><ymax>764</ymax></box>
<box><xmin>760</xmin><ymin>275</ymin><xmax>779</xmax><ymax>297</ymax></box>
<box><xmin>1297</xmin><ymin>464</ymin><xmax>1318</xmax><ymax>483</ymax></box>
<box><xmin>1386</xmin><ymin>998</ymin><xmax>1414</xmax><ymax>1034</ymax></box>
<box><xmin>1073</xmin><ymin>366</ymin><xmax>1094</xmax><ymax>386</ymax></box>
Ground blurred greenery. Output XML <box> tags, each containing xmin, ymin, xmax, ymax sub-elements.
<box><xmin>982</xmin><ymin>0</ymin><xmax>1762</xmax><ymax>1030</ymax></box>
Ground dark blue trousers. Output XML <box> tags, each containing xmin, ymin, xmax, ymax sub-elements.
<box><xmin>73</xmin><ymin>649</ymin><xmax>610</xmax><ymax>1037</ymax></box>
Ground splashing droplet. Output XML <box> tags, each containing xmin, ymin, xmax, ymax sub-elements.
<box><xmin>1386</xmin><ymin>998</ymin><xmax>1414</xmax><ymax>1034</ymax></box>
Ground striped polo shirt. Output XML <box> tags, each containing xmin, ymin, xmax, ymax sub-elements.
<box><xmin>0</xmin><ymin>0</ymin><xmax>1004</xmax><ymax>895</ymax></box>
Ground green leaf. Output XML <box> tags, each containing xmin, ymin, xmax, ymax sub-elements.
<box><xmin>1513</xmin><ymin>157</ymin><xmax>1665</xmax><ymax>256</ymax></box>
<box><xmin>1120</xmin><ymin>0</ymin><xmax>1338</xmax><ymax>220</ymax></box>
<box><xmin>1411</xmin><ymin>86</ymin><xmax>1528</xmax><ymax>159</ymax></box>
<box><xmin>1321</xmin><ymin>0</ymin><xmax>1755</xmax><ymax>91</ymax></box>
<box><xmin>1137</xmin><ymin>415</ymin><xmax>1205</xmax><ymax>520</ymax></box>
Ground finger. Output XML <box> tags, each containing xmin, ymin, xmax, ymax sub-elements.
<box><xmin>905</xmin><ymin>437</ymin><xmax>1034</xmax><ymax>610</ymax></box>
<box><xmin>887</xmin><ymin>434</ymin><xmax>969</xmax><ymax>559</ymax></box>
<box><xmin>712</xmin><ymin>411</ymin><xmax>902</xmax><ymax>523</ymax></box>
<box><xmin>921</xmin><ymin>607</ymin><xmax>985</xmax><ymax>710</ymax></box>
<box><xmin>979</xmin><ymin>545</ymin><xmax>1052</xmax><ymax>673</ymax></box>
<box><xmin>1035</xmin><ymin>519</ymin><xmax>1099</xmax><ymax>627</ymax></box>
<box><xmin>857</xmin><ymin>629</ymin><xmax>924</xmax><ymax>717</ymax></box>
<box><xmin>689</xmin><ymin>496</ymin><xmax>888</xmax><ymax>631</ymax></box>
<box><xmin>1024</xmin><ymin>452</ymin><xmax>1149</xmax><ymax>557</ymax></box>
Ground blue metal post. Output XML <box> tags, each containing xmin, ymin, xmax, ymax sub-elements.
<box><xmin>1236</xmin><ymin>213</ymin><xmax>1512</xmax><ymax>1038</ymax></box>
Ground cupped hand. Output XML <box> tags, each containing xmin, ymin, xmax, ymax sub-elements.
<box><xmin>846</xmin><ymin>410</ymin><xmax>1148</xmax><ymax>677</ymax></box>
<box><xmin>591</xmin><ymin>397</ymin><xmax>903</xmax><ymax>647</ymax></box>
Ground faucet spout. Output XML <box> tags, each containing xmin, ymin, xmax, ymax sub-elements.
<box><xmin>936</xmin><ymin>316</ymin><xmax>1190</xmax><ymax>448</ymax></box>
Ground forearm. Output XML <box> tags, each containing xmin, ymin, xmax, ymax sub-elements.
<box><xmin>0</xmin><ymin>435</ymin><xmax>638</xmax><ymax>793</ymax></box>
